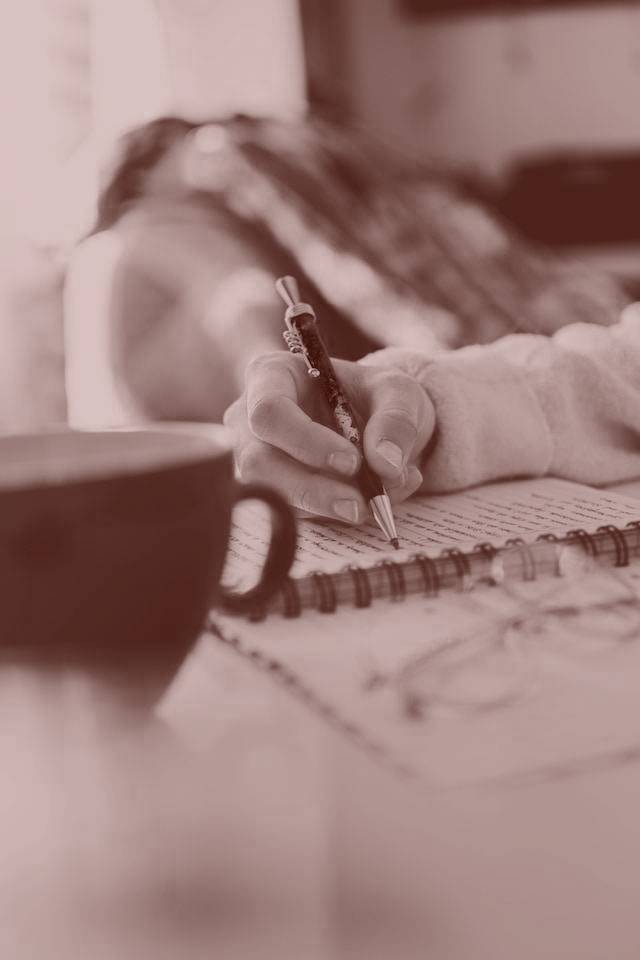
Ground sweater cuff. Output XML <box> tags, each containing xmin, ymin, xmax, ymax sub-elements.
<box><xmin>360</xmin><ymin>347</ymin><xmax>553</xmax><ymax>492</ymax></box>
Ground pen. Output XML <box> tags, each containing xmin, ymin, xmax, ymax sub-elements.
<box><xmin>276</xmin><ymin>275</ymin><xmax>400</xmax><ymax>549</ymax></box>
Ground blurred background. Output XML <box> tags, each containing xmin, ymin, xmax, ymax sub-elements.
<box><xmin>3</xmin><ymin>6</ymin><xmax>640</xmax><ymax>955</ymax></box>
<box><xmin>3</xmin><ymin>0</ymin><xmax>640</xmax><ymax>430</ymax></box>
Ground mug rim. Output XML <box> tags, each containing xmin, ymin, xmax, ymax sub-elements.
<box><xmin>0</xmin><ymin>422</ymin><xmax>233</xmax><ymax>492</ymax></box>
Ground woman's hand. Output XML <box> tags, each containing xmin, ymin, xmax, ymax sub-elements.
<box><xmin>223</xmin><ymin>352</ymin><xmax>436</xmax><ymax>523</ymax></box>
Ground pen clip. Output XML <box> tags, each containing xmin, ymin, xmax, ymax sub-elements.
<box><xmin>282</xmin><ymin>307</ymin><xmax>320</xmax><ymax>378</ymax></box>
<box><xmin>276</xmin><ymin>275</ymin><xmax>321</xmax><ymax>378</ymax></box>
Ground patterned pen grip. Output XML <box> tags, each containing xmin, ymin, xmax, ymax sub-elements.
<box><xmin>292</xmin><ymin>311</ymin><xmax>361</xmax><ymax>444</ymax></box>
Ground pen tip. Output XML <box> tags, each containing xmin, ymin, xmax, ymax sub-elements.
<box><xmin>275</xmin><ymin>275</ymin><xmax>300</xmax><ymax>308</ymax></box>
<box><xmin>391</xmin><ymin>538</ymin><xmax>400</xmax><ymax>551</ymax></box>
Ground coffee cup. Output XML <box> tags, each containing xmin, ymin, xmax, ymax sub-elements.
<box><xmin>0</xmin><ymin>424</ymin><xmax>296</xmax><ymax>706</ymax></box>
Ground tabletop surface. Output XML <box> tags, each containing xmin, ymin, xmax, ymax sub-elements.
<box><xmin>5</xmin><ymin>479</ymin><xmax>640</xmax><ymax>960</ymax></box>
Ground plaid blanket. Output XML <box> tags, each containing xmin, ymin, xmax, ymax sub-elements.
<box><xmin>95</xmin><ymin>113</ymin><xmax>631</xmax><ymax>360</ymax></box>
<box><xmin>182</xmin><ymin>114</ymin><xmax>630</xmax><ymax>353</ymax></box>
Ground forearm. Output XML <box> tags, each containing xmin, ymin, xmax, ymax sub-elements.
<box><xmin>361</xmin><ymin>306</ymin><xmax>640</xmax><ymax>491</ymax></box>
<box><xmin>200</xmin><ymin>266</ymin><xmax>285</xmax><ymax>387</ymax></box>
<box><xmin>110</xmin><ymin>280</ymin><xmax>285</xmax><ymax>423</ymax></box>
<box><xmin>65</xmin><ymin>233</ymin><xmax>286</xmax><ymax>426</ymax></box>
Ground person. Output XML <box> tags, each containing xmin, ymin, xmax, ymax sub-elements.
<box><xmin>225</xmin><ymin>302</ymin><xmax>640</xmax><ymax>523</ymax></box>
<box><xmin>65</xmin><ymin>114</ymin><xmax>640</xmax><ymax>520</ymax></box>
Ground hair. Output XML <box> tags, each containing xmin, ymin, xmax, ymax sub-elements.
<box><xmin>92</xmin><ymin>116</ymin><xmax>199</xmax><ymax>234</ymax></box>
<box><xmin>87</xmin><ymin>111</ymin><xmax>615</xmax><ymax>351</ymax></box>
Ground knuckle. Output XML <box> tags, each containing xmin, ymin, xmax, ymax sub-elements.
<box><xmin>246</xmin><ymin>352</ymin><xmax>274</xmax><ymax>378</ymax></box>
<box><xmin>291</xmin><ymin>480</ymin><xmax>315</xmax><ymax>514</ymax></box>
<box><xmin>245</xmin><ymin>350</ymin><xmax>290</xmax><ymax>384</ymax></box>
<box><xmin>287</xmin><ymin>440</ymin><xmax>320</xmax><ymax>468</ymax></box>
<box><xmin>380</xmin><ymin>370</ymin><xmax>414</xmax><ymax>394</ymax></box>
<box><xmin>248</xmin><ymin>395</ymin><xmax>280</xmax><ymax>437</ymax></box>
<box><xmin>222</xmin><ymin>397</ymin><xmax>243</xmax><ymax>428</ymax></box>
<box><xmin>235</xmin><ymin>441</ymin><xmax>266</xmax><ymax>480</ymax></box>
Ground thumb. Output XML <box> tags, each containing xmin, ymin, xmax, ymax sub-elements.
<box><xmin>362</xmin><ymin>374</ymin><xmax>434</xmax><ymax>482</ymax></box>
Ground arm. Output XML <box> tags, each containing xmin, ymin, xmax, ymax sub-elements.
<box><xmin>363</xmin><ymin>305</ymin><xmax>640</xmax><ymax>491</ymax></box>
<box><xmin>65</xmin><ymin>208</ymin><xmax>286</xmax><ymax>427</ymax></box>
<box><xmin>226</xmin><ymin>305</ymin><xmax>640</xmax><ymax>521</ymax></box>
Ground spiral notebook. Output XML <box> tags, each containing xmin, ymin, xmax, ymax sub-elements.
<box><xmin>225</xmin><ymin>477</ymin><xmax>640</xmax><ymax>619</ymax></box>
<box><xmin>190</xmin><ymin>476</ymin><xmax>640</xmax><ymax>788</ymax></box>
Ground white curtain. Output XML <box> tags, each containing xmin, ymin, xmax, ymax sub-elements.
<box><xmin>0</xmin><ymin>0</ymin><xmax>91</xmax><ymax>239</ymax></box>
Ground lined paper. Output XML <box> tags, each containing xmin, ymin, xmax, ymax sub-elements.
<box><xmin>224</xmin><ymin>477</ymin><xmax>640</xmax><ymax>581</ymax></box>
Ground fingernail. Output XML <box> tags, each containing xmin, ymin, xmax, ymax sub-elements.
<box><xmin>376</xmin><ymin>439</ymin><xmax>403</xmax><ymax>470</ymax></box>
<box><xmin>333</xmin><ymin>499</ymin><xmax>360</xmax><ymax>523</ymax></box>
<box><xmin>407</xmin><ymin>466</ymin><xmax>423</xmax><ymax>486</ymax></box>
<box><xmin>328</xmin><ymin>451</ymin><xmax>358</xmax><ymax>476</ymax></box>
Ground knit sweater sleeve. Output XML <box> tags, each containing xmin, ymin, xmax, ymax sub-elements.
<box><xmin>360</xmin><ymin>306</ymin><xmax>640</xmax><ymax>493</ymax></box>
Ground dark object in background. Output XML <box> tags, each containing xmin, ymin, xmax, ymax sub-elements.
<box><xmin>401</xmin><ymin>0</ymin><xmax>623</xmax><ymax>15</ymax></box>
<box><xmin>497</xmin><ymin>151</ymin><xmax>640</xmax><ymax>247</ymax></box>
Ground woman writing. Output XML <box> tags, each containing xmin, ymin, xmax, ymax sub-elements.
<box><xmin>65</xmin><ymin>114</ymin><xmax>640</xmax><ymax>518</ymax></box>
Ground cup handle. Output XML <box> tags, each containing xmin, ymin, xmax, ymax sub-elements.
<box><xmin>218</xmin><ymin>483</ymin><xmax>297</xmax><ymax>615</ymax></box>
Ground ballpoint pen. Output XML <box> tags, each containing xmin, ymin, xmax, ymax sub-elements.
<box><xmin>276</xmin><ymin>275</ymin><xmax>400</xmax><ymax>549</ymax></box>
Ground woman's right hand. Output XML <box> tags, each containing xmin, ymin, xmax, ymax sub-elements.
<box><xmin>223</xmin><ymin>351</ymin><xmax>436</xmax><ymax>523</ymax></box>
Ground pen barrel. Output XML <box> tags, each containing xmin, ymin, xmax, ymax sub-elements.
<box><xmin>292</xmin><ymin>313</ymin><xmax>361</xmax><ymax>444</ymax></box>
<box><xmin>356</xmin><ymin>458</ymin><xmax>386</xmax><ymax>502</ymax></box>
<box><xmin>292</xmin><ymin>313</ymin><xmax>386</xmax><ymax>501</ymax></box>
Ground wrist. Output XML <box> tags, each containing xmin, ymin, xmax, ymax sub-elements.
<box><xmin>361</xmin><ymin>346</ymin><xmax>552</xmax><ymax>492</ymax></box>
<box><xmin>420</xmin><ymin>351</ymin><xmax>552</xmax><ymax>491</ymax></box>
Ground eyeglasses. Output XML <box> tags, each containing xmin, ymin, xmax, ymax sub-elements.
<box><xmin>387</xmin><ymin>568</ymin><xmax>640</xmax><ymax>720</ymax></box>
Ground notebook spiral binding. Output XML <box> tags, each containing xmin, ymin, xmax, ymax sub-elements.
<box><xmin>251</xmin><ymin>521</ymin><xmax>640</xmax><ymax>621</ymax></box>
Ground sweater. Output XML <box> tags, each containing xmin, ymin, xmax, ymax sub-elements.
<box><xmin>362</xmin><ymin>304</ymin><xmax>640</xmax><ymax>493</ymax></box>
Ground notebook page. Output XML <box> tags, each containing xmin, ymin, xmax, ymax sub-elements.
<box><xmin>224</xmin><ymin>477</ymin><xmax>640</xmax><ymax>582</ymax></box>
<box><xmin>210</xmin><ymin>558</ymin><xmax>640</xmax><ymax>789</ymax></box>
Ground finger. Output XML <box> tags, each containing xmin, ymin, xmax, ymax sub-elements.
<box><xmin>223</xmin><ymin>396</ymin><xmax>257</xmax><ymax>471</ymax></box>
<box><xmin>362</xmin><ymin>374</ymin><xmax>433</xmax><ymax>482</ymax></box>
<box><xmin>385</xmin><ymin>465</ymin><xmax>424</xmax><ymax>505</ymax></box>
<box><xmin>237</xmin><ymin>440</ymin><xmax>367</xmax><ymax>524</ymax></box>
<box><xmin>223</xmin><ymin>394</ymin><xmax>250</xmax><ymax>436</ymax></box>
<box><xmin>245</xmin><ymin>355</ymin><xmax>360</xmax><ymax>477</ymax></box>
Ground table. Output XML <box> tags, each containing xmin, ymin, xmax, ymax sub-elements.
<box><xmin>4</xmin><ymin>481</ymin><xmax>640</xmax><ymax>959</ymax></box>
